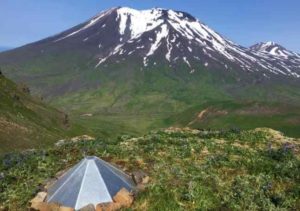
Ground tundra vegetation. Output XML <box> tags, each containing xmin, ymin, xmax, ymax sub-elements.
<box><xmin>0</xmin><ymin>128</ymin><xmax>299</xmax><ymax>210</ymax></box>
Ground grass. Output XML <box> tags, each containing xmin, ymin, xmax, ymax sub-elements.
<box><xmin>0</xmin><ymin>127</ymin><xmax>299</xmax><ymax>210</ymax></box>
<box><xmin>45</xmin><ymin>63</ymin><xmax>300</xmax><ymax>140</ymax></box>
<box><xmin>1</xmin><ymin>41</ymin><xmax>299</xmax><ymax>210</ymax></box>
<box><xmin>165</xmin><ymin>101</ymin><xmax>300</xmax><ymax>138</ymax></box>
<box><xmin>0</xmin><ymin>74</ymin><xmax>87</xmax><ymax>154</ymax></box>
<box><xmin>1</xmin><ymin>57</ymin><xmax>300</xmax><ymax>150</ymax></box>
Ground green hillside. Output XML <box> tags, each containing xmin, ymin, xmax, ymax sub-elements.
<box><xmin>0</xmin><ymin>71</ymin><xmax>78</xmax><ymax>153</ymax></box>
<box><xmin>1</xmin><ymin>55</ymin><xmax>300</xmax><ymax>140</ymax></box>
<box><xmin>1</xmin><ymin>128</ymin><xmax>299</xmax><ymax>210</ymax></box>
<box><xmin>164</xmin><ymin>101</ymin><xmax>300</xmax><ymax>138</ymax></box>
<box><xmin>48</xmin><ymin>64</ymin><xmax>300</xmax><ymax>138</ymax></box>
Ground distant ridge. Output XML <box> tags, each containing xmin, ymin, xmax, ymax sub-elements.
<box><xmin>0</xmin><ymin>46</ymin><xmax>12</xmax><ymax>52</ymax></box>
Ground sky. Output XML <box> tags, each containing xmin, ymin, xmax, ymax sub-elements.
<box><xmin>0</xmin><ymin>0</ymin><xmax>300</xmax><ymax>52</ymax></box>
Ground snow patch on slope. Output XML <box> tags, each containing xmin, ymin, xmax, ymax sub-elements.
<box><xmin>146</xmin><ymin>25</ymin><xmax>169</xmax><ymax>57</ymax></box>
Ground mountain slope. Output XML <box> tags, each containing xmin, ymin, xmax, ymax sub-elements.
<box><xmin>0</xmin><ymin>7</ymin><xmax>299</xmax><ymax>137</ymax></box>
<box><xmin>0</xmin><ymin>7</ymin><xmax>299</xmax><ymax>102</ymax></box>
<box><xmin>1</xmin><ymin>7</ymin><xmax>300</xmax><ymax>81</ymax></box>
<box><xmin>0</xmin><ymin>71</ymin><xmax>69</xmax><ymax>153</ymax></box>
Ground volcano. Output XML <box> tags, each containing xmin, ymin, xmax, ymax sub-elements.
<box><xmin>0</xmin><ymin>7</ymin><xmax>300</xmax><ymax>141</ymax></box>
<box><xmin>1</xmin><ymin>7</ymin><xmax>300</xmax><ymax>82</ymax></box>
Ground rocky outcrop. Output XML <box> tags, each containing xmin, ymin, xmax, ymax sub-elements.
<box><xmin>55</xmin><ymin>135</ymin><xmax>95</xmax><ymax>147</ymax></box>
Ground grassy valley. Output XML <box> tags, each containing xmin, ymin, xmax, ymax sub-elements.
<box><xmin>45</xmin><ymin>64</ymin><xmax>300</xmax><ymax>139</ymax></box>
<box><xmin>1</xmin><ymin>59</ymin><xmax>299</xmax><ymax>154</ymax></box>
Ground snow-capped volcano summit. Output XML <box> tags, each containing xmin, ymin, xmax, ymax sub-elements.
<box><xmin>51</xmin><ymin>7</ymin><xmax>300</xmax><ymax>78</ymax></box>
<box><xmin>250</xmin><ymin>41</ymin><xmax>300</xmax><ymax>58</ymax></box>
<box><xmin>1</xmin><ymin>7</ymin><xmax>300</xmax><ymax>79</ymax></box>
<box><xmin>54</xmin><ymin>6</ymin><xmax>245</xmax><ymax>70</ymax></box>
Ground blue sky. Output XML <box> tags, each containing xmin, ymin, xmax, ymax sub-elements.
<box><xmin>0</xmin><ymin>0</ymin><xmax>299</xmax><ymax>52</ymax></box>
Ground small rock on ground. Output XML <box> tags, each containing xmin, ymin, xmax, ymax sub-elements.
<box><xmin>96</xmin><ymin>202</ymin><xmax>121</xmax><ymax>211</ymax></box>
<box><xmin>79</xmin><ymin>204</ymin><xmax>95</xmax><ymax>211</ymax></box>
<box><xmin>113</xmin><ymin>188</ymin><xmax>134</xmax><ymax>208</ymax></box>
<box><xmin>131</xmin><ymin>170</ymin><xmax>148</xmax><ymax>185</ymax></box>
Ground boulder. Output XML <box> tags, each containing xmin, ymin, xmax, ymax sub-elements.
<box><xmin>59</xmin><ymin>206</ymin><xmax>75</xmax><ymax>211</ymax></box>
<box><xmin>46</xmin><ymin>203</ymin><xmax>61</xmax><ymax>211</ymax></box>
<box><xmin>79</xmin><ymin>204</ymin><xmax>95</xmax><ymax>211</ymax></box>
<box><xmin>81</xmin><ymin>113</ymin><xmax>93</xmax><ymax>117</ymax></box>
<box><xmin>136</xmin><ymin>184</ymin><xmax>146</xmax><ymax>192</ymax></box>
<box><xmin>71</xmin><ymin>135</ymin><xmax>95</xmax><ymax>142</ymax></box>
<box><xmin>131</xmin><ymin>170</ymin><xmax>149</xmax><ymax>193</ymax></box>
<box><xmin>30</xmin><ymin>192</ymin><xmax>47</xmax><ymax>204</ymax></box>
<box><xmin>29</xmin><ymin>202</ymin><xmax>68</xmax><ymax>211</ymax></box>
<box><xmin>142</xmin><ymin>176</ymin><xmax>150</xmax><ymax>184</ymax></box>
<box><xmin>30</xmin><ymin>192</ymin><xmax>47</xmax><ymax>210</ymax></box>
<box><xmin>55</xmin><ymin>135</ymin><xmax>95</xmax><ymax>147</ymax></box>
<box><xmin>30</xmin><ymin>202</ymin><xmax>50</xmax><ymax>211</ymax></box>
<box><xmin>55</xmin><ymin>140</ymin><xmax>66</xmax><ymax>147</ymax></box>
<box><xmin>113</xmin><ymin>188</ymin><xmax>134</xmax><ymax>208</ymax></box>
<box><xmin>132</xmin><ymin>172</ymin><xmax>150</xmax><ymax>192</ymax></box>
<box><xmin>131</xmin><ymin>170</ymin><xmax>148</xmax><ymax>184</ymax></box>
<box><xmin>0</xmin><ymin>172</ymin><xmax>4</xmax><ymax>180</ymax></box>
<box><xmin>95</xmin><ymin>202</ymin><xmax>121</xmax><ymax>211</ymax></box>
